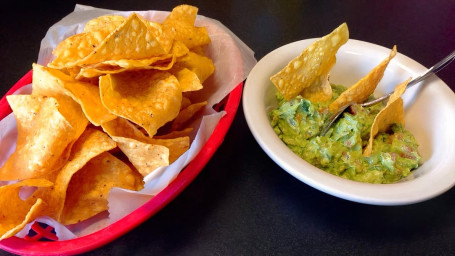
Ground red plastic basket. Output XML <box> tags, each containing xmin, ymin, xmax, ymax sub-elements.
<box><xmin>0</xmin><ymin>70</ymin><xmax>243</xmax><ymax>255</ymax></box>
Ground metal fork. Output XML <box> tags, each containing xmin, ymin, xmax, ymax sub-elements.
<box><xmin>320</xmin><ymin>50</ymin><xmax>455</xmax><ymax>136</ymax></box>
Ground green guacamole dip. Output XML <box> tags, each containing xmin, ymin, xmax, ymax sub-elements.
<box><xmin>269</xmin><ymin>84</ymin><xmax>422</xmax><ymax>184</ymax></box>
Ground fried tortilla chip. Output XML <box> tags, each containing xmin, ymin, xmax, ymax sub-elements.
<box><xmin>74</xmin><ymin>13</ymin><xmax>169</xmax><ymax>67</ymax></box>
<box><xmin>146</xmin><ymin>21</ymin><xmax>175</xmax><ymax>54</ymax></box>
<box><xmin>166</xmin><ymin>4</ymin><xmax>198</xmax><ymax>24</ymax></box>
<box><xmin>32</xmin><ymin>63</ymin><xmax>116</xmax><ymax>126</ymax></box>
<box><xmin>300</xmin><ymin>56</ymin><xmax>336</xmax><ymax>102</ymax></box>
<box><xmin>0</xmin><ymin>95</ymin><xmax>87</xmax><ymax>180</ymax></box>
<box><xmin>329</xmin><ymin>45</ymin><xmax>397</xmax><ymax>113</ymax></box>
<box><xmin>174</xmin><ymin>51</ymin><xmax>215</xmax><ymax>83</ymax></box>
<box><xmin>51</xmin><ymin>13</ymin><xmax>173</xmax><ymax>69</ymax></box>
<box><xmin>60</xmin><ymin>152</ymin><xmax>143</xmax><ymax>225</ymax></box>
<box><xmin>83</xmin><ymin>15</ymin><xmax>126</xmax><ymax>34</ymax></box>
<box><xmin>99</xmin><ymin>71</ymin><xmax>182</xmax><ymax>137</ymax></box>
<box><xmin>270</xmin><ymin>23</ymin><xmax>349</xmax><ymax>100</ymax></box>
<box><xmin>102</xmin><ymin>117</ymin><xmax>190</xmax><ymax>165</ymax></box>
<box><xmin>163</xmin><ymin>5</ymin><xmax>211</xmax><ymax>49</ymax></box>
<box><xmin>363</xmin><ymin>78</ymin><xmax>409</xmax><ymax>156</ymax></box>
<box><xmin>76</xmin><ymin>54</ymin><xmax>175</xmax><ymax>79</ymax></box>
<box><xmin>189</xmin><ymin>46</ymin><xmax>206</xmax><ymax>56</ymax></box>
<box><xmin>154</xmin><ymin>127</ymin><xmax>194</xmax><ymax>140</ymax></box>
<box><xmin>170</xmin><ymin>40</ymin><xmax>190</xmax><ymax>57</ymax></box>
<box><xmin>49</xmin><ymin>32</ymin><xmax>107</xmax><ymax>69</ymax></box>
<box><xmin>101</xmin><ymin>117</ymin><xmax>150</xmax><ymax>142</ymax></box>
<box><xmin>49</xmin><ymin>15</ymin><xmax>126</xmax><ymax>69</ymax></box>
<box><xmin>33</xmin><ymin>128</ymin><xmax>118</xmax><ymax>220</ymax></box>
<box><xmin>111</xmin><ymin>136</ymin><xmax>170</xmax><ymax>177</ymax></box>
<box><xmin>0</xmin><ymin>179</ymin><xmax>53</xmax><ymax>240</ymax></box>
<box><xmin>180</xmin><ymin>96</ymin><xmax>192</xmax><ymax>110</ymax></box>
<box><xmin>171</xmin><ymin>101</ymin><xmax>207</xmax><ymax>131</ymax></box>
<box><xmin>150</xmin><ymin>137</ymin><xmax>190</xmax><ymax>163</ymax></box>
<box><xmin>171</xmin><ymin>67</ymin><xmax>203</xmax><ymax>92</ymax></box>
<box><xmin>76</xmin><ymin>37</ymin><xmax>189</xmax><ymax>79</ymax></box>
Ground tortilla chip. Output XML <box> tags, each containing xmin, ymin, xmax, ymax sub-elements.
<box><xmin>32</xmin><ymin>63</ymin><xmax>116</xmax><ymax>126</ymax></box>
<box><xmin>49</xmin><ymin>15</ymin><xmax>128</xmax><ymax>69</ymax></box>
<box><xmin>388</xmin><ymin>76</ymin><xmax>408</xmax><ymax>103</ymax></box>
<box><xmin>37</xmin><ymin>128</ymin><xmax>117</xmax><ymax>220</ymax></box>
<box><xmin>101</xmin><ymin>117</ymin><xmax>149</xmax><ymax>141</ymax></box>
<box><xmin>88</xmin><ymin>55</ymin><xmax>175</xmax><ymax>69</ymax></box>
<box><xmin>154</xmin><ymin>127</ymin><xmax>194</xmax><ymax>139</ymax></box>
<box><xmin>166</xmin><ymin>4</ymin><xmax>198</xmax><ymax>24</ymax></box>
<box><xmin>76</xmin><ymin>37</ymin><xmax>188</xmax><ymax>79</ymax></box>
<box><xmin>76</xmin><ymin>54</ymin><xmax>176</xmax><ymax>79</ymax></box>
<box><xmin>363</xmin><ymin>78</ymin><xmax>409</xmax><ymax>156</ymax></box>
<box><xmin>174</xmin><ymin>51</ymin><xmax>215</xmax><ymax>83</ymax></box>
<box><xmin>50</xmin><ymin>15</ymin><xmax>126</xmax><ymax>69</ymax></box>
<box><xmin>52</xmin><ymin>96</ymin><xmax>88</xmax><ymax>139</ymax></box>
<box><xmin>164</xmin><ymin>5</ymin><xmax>211</xmax><ymax>49</ymax></box>
<box><xmin>329</xmin><ymin>45</ymin><xmax>397</xmax><ymax>113</ymax></box>
<box><xmin>171</xmin><ymin>23</ymin><xmax>210</xmax><ymax>50</ymax></box>
<box><xmin>0</xmin><ymin>179</ymin><xmax>53</xmax><ymax>240</ymax></box>
<box><xmin>49</xmin><ymin>33</ymin><xmax>105</xmax><ymax>69</ymax></box>
<box><xmin>149</xmin><ymin>137</ymin><xmax>190</xmax><ymax>163</ymax></box>
<box><xmin>300</xmin><ymin>56</ymin><xmax>336</xmax><ymax>102</ymax></box>
<box><xmin>0</xmin><ymin>95</ymin><xmax>87</xmax><ymax>180</ymax></box>
<box><xmin>102</xmin><ymin>117</ymin><xmax>190</xmax><ymax>165</ymax></box>
<box><xmin>270</xmin><ymin>23</ymin><xmax>349</xmax><ymax>100</ymax></box>
<box><xmin>99</xmin><ymin>71</ymin><xmax>182</xmax><ymax>137</ymax></box>
<box><xmin>171</xmin><ymin>101</ymin><xmax>207</xmax><ymax>131</ymax></box>
<box><xmin>146</xmin><ymin>22</ymin><xmax>175</xmax><ymax>54</ymax></box>
<box><xmin>180</xmin><ymin>96</ymin><xmax>192</xmax><ymax>109</ymax></box>
<box><xmin>189</xmin><ymin>46</ymin><xmax>206</xmax><ymax>56</ymax></box>
<box><xmin>111</xmin><ymin>136</ymin><xmax>170</xmax><ymax>177</ymax></box>
<box><xmin>83</xmin><ymin>15</ymin><xmax>126</xmax><ymax>34</ymax></box>
<box><xmin>71</xmin><ymin>13</ymin><xmax>169</xmax><ymax>67</ymax></box>
<box><xmin>171</xmin><ymin>67</ymin><xmax>203</xmax><ymax>92</ymax></box>
<box><xmin>170</xmin><ymin>40</ymin><xmax>190</xmax><ymax>57</ymax></box>
<box><xmin>60</xmin><ymin>152</ymin><xmax>143</xmax><ymax>225</ymax></box>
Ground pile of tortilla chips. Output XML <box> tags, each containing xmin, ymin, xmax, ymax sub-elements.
<box><xmin>0</xmin><ymin>4</ymin><xmax>215</xmax><ymax>240</ymax></box>
<box><xmin>270</xmin><ymin>23</ymin><xmax>410</xmax><ymax>157</ymax></box>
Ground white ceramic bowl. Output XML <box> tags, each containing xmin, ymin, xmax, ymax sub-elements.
<box><xmin>243</xmin><ymin>39</ymin><xmax>455</xmax><ymax>205</ymax></box>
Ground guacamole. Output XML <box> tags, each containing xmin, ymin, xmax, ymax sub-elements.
<box><xmin>269</xmin><ymin>85</ymin><xmax>421</xmax><ymax>184</ymax></box>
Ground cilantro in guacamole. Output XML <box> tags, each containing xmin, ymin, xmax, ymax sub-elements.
<box><xmin>270</xmin><ymin>84</ymin><xmax>421</xmax><ymax>184</ymax></box>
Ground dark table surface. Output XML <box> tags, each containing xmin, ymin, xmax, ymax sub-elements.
<box><xmin>1</xmin><ymin>0</ymin><xmax>455</xmax><ymax>255</ymax></box>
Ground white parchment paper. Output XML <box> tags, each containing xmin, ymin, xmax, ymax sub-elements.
<box><xmin>0</xmin><ymin>4</ymin><xmax>256</xmax><ymax>240</ymax></box>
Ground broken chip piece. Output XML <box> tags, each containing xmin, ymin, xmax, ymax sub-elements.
<box><xmin>0</xmin><ymin>179</ymin><xmax>53</xmax><ymax>240</ymax></box>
